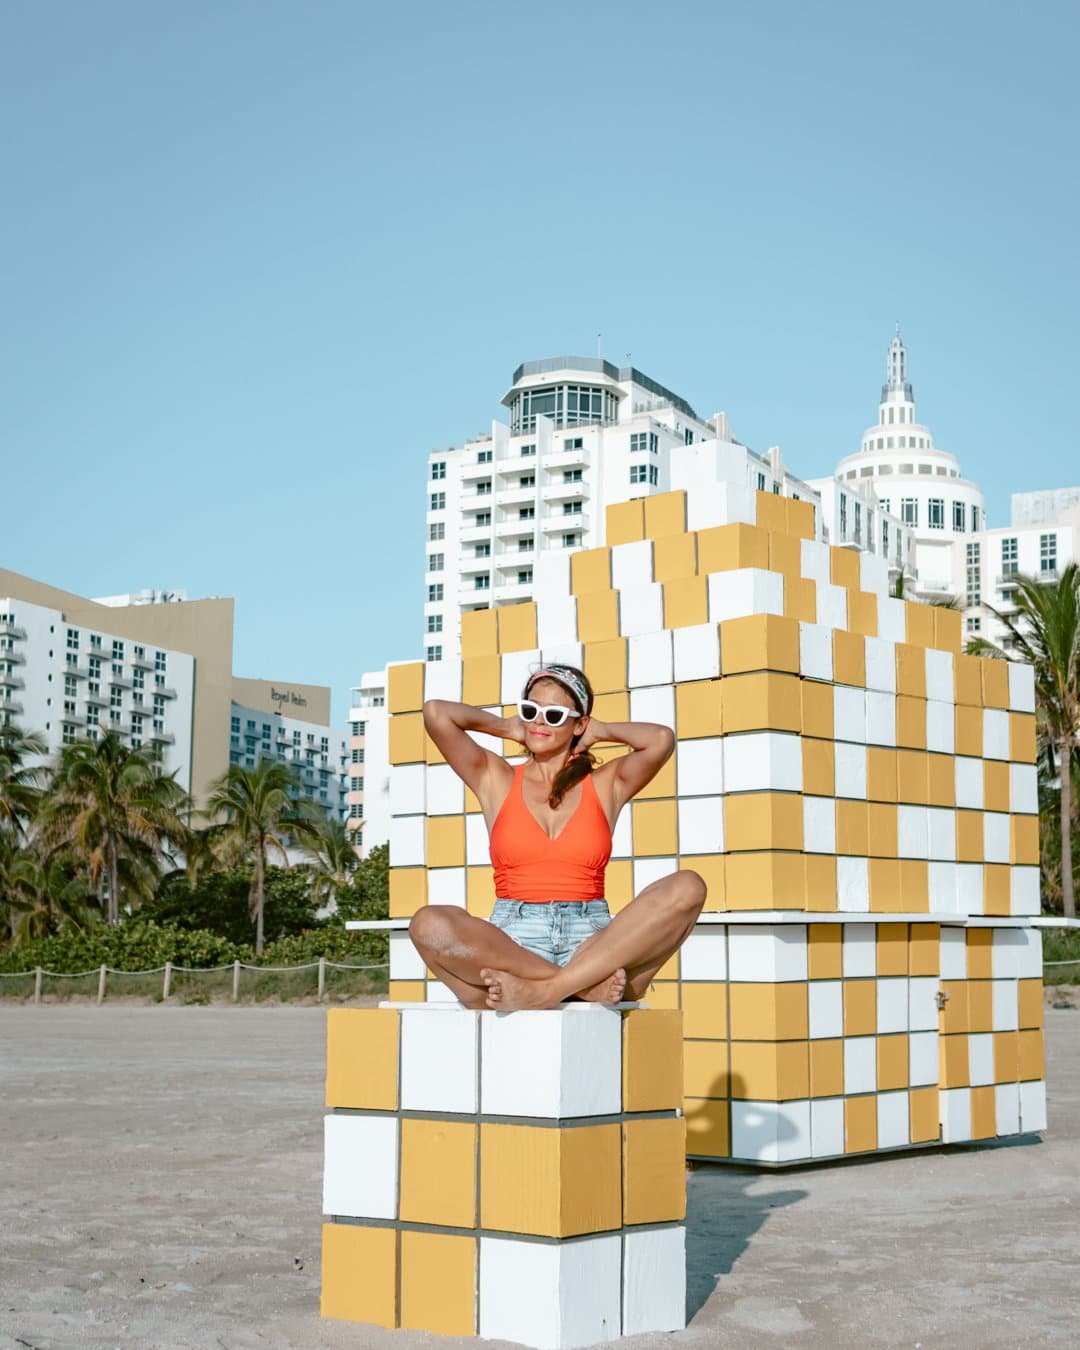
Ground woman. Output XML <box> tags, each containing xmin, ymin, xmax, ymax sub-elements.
<box><xmin>410</xmin><ymin>662</ymin><xmax>706</xmax><ymax>1011</ymax></box>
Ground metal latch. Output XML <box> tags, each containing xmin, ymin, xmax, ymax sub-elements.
<box><xmin>935</xmin><ymin>988</ymin><xmax>950</xmax><ymax>1011</ymax></box>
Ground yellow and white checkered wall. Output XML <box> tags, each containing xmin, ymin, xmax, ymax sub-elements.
<box><xmin>321</xmin><ymin>1005</ymin><xmax>686</xmax><ymax>1344</ymax></box>
<box><xmin>381</xmin><ymin>488</ymin><xmax>1047</xmax><ymax>1162</ymax></box>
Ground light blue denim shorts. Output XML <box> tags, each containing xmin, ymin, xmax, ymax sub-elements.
<box><xmin>489</xmin><ymin>900</ymin><xmax>611</xmax><ymax>968</ymax></box>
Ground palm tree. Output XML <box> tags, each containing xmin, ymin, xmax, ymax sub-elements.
<box><xmin>0</xmin><ymin>724</ymin><xmax>47</xmax><ymax>840</ymax></box>
<box><xmin>38</xmin><ymin>733</ymin><xmax>191</xmax><ymax>924</ymax></box>
<box><xmin>203</xmin><ymin>760</ymin><xmax>310</xmax><ymax>954</ymax></box>
<box><xmin>971</xmin><ymin>564</ymin><xmax>1080</xmax><ymax>918</ymax></box>
<box><xmin>299</xmin><ymin>816</ymin><xmax>361</xmax><ymax>913</ymax></box>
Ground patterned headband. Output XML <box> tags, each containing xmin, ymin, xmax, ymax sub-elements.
<box><xmin>524</xmin><ymin>665</ymin><xmax>590</xmax><ymax>715</ymax></box>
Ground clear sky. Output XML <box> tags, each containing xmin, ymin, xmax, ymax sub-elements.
<box><xmin>3</xmin><ymin>1</ymin><xmax>1077</xmax><ymax>722</ymax></box>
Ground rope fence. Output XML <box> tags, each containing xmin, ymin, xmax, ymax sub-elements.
<box><xmin>0</xmin><ymin>956</ymin><xmax>389</xmax><ymax>1005</ymax></box>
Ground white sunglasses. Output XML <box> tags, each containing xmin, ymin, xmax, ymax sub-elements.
<box><xmin>518</xmin><ymin>699</ymin><xmax>579</xmax><ymax>728</ymax></box>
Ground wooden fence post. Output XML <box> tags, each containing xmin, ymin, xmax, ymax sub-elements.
<box><xmin>163</xmin><ymin>960</ymin><xmax>172</xmax><ymax>1000</ymax></box>
<box><xmin>232</xmin><ymin>959</ymin><xmax>241</xmax><ymax>1003</ymax></box>
<box><xmin>34</xmin><ymin>966</ymin><xmax>42</xmax><ymax>1005</ymax></box>
<box><xmin>318</xmin><ymin>956</ymin><xmax>326</xmax><ymax>1002</ymax></box>
<box><xmin>96</xmin><ymin>964</ymin><xmax>107</xmax><ymax>1005</ymax></box>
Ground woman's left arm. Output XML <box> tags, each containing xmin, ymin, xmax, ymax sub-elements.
<box><xmin>579</xmin><ymin>719</ymin><xmax>675</xmax><ymax>813</ymax></box>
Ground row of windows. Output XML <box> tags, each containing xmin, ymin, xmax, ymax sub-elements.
<box><xmin>630</xmin><ymin>464</ymin><xmax>659</xmax><ymax>486</ymax></box>
<box><xmin>849</xmin><ymin>457</ymin><xmax>956</xmax><ymax>474</ymax></box>
<box><xmin>65</xmin><ymin>631</ymin><xmax>167</xmax><ymax>668</ymax></box>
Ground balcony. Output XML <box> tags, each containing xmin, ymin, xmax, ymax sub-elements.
<box><xmin>996</xmin><ymin>573</ymin><xmax>1019</xmax><ymax>589</ymax></box>
<box><xmin>85</xmin><ymin>688</ymin><xmax>109</xmax><ymax>707</ymax></box>
<box><xmin>543</xmin><ymin>444</ymin><xmax>591</xmax><ymax>471</ymax></box>
<box><xmin>460</xmin><ymin>459</ymin><xmax>496</xmax><ymax>481</ymax></box>
<box><xmin>0</xmin><ymin>646</ymin><xmax>25</xmax><ymax>664</ymax></box>
<box><xmin>59</xmin><ymin>708</ymin><xmax>84</xmax><ymax>725</ymax></box>
<box><xmin>458</xmin><ymin>582</ymin><xmax>493</xmax><ymax>604</ymax></box>
<box><xmin>493</xmin><ymin>581</ymin><xmax>534</xmax><ymax>603</ymax></box>
<box><xmin>542</xmin><ymin>481</ymin><xmax>586</xmax><ymax>505</ymax></box>
<box><xmin>460</xmin><ymin>522</ymin><xmax>493</xmax><ymax>544</ymax></box>
<box><xmin>0</xmin><ymin>672</ymin><xmax>24</xmax><ymax>690</ymax></box>
<box><xmin>148</xmin><ymin>726</ymin><xmax>175</xmax><ymax>745</ymax></box>
<box><xmin>63</xmin><ymin>660</ymin><xmax>89</xmax><ymax>679</ymax></box>
<box><xmin>495</xmin><ymin>518</ymin><xmax>537</xmax><ymax>540</ymax></box>
<box><xmin>130</xmin><ymin>651</ymin><xmax>154</xmax><ymax>670</ymax></box>
<box><xmin>152</xmin><ymin>683</ymin><xmax>177</xmax><ymax>699</ymax></box>
<box><xmin>541</xmin><ymin>510</ymin><xmax>590</xmax><ymax>535</ymax></box>
<box><xmin>459</xmin><ymin>554</ymin><xmax>492</xmax><ymax>576</ymax></box>
<box><xmin>0</xmin><ymin>696</ymin><xmax>24</xmax><ymax>716</ymax></box>
<box><xmin>497</xmin><ymin>485</ymin><xmax>538</xmax><ymax>507</ymax></box>
<box><xmin>0</xmin><ymin>622</ymin><xmax>27</xmax><ymax>640</ymax></box>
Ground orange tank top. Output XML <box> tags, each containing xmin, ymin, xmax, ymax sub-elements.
<box><xmin>489</xmin><ymin>764</ymin><xmax>612</xmax><ymax>903</ymax></box>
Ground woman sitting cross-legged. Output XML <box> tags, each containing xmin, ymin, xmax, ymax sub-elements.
<box><xmin>409</xmin><ymin>663</ymin><xmax>707</xmax><ymax>1011</ymax></box>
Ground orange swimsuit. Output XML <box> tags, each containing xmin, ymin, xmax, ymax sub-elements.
<box><xmin>489</xmin><ymin>764</ymin><xmax>612</xmax><ymax>903</ymax></box>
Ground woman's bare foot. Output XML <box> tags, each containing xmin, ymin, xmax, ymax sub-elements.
<box><xmin>574</xmin><ymin>967</ymin><xmax>627</xmax><ymax>1005</ymax></box>
<box><xmin>479</xmin><ymin>967</ymin><xmax>561</xmax><ymax>1011</ymax></box>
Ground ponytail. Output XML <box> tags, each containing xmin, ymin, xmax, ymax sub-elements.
<box><xmin>548</xmin><ymin>743</ymin><xmax>597</xmax><ymax>809</ymax></box>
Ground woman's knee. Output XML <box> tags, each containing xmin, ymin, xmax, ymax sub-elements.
<box><xmin>672</xmin><ymin>868</ymin><xmax>707</xmax><ymax>914</ymax></box>
<box><xmin>408</xmin><ymin>904</ymin><xmax>463</xmax><ymax>952</ymax></box>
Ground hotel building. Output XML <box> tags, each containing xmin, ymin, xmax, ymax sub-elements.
<box><xmin>346</xmin><ymin>672</ymin><xmax>389</xmax><ymax>855</ymax></box>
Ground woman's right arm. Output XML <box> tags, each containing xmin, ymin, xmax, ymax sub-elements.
<box><xmin>422</xmin><ymin>700</ymin><xmax>523</xmax><ymax>799</ymax></box>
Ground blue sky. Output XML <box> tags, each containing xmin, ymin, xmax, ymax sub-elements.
<box><xmin>3</xmin><ymin>1</ymin><xmax>1077</xmax><ymax>722</ymax></box>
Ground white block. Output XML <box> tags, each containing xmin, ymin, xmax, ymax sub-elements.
<box><xmin>940</xmin><ymin>927</ymin><xmax>967</xmax><ymax>979</ymax></box>
<box><xmin>1020</xmin><ymin>1080</ymin><xmax>1047</xmax><ymax>1132</ymax></box>
<box><xmin>501</xmin><ymin>648</ymin><xmax>541</xmax><ymax>706</ymax></box>
<box><xmin>677</xmin><ymin>796</ymin><xmax>724</xmax><ymax>854</ymax></box>
<box><xmin>728</xmin><ymin>925</ymin><xmax>807</xmax><ymax>981</ymax></box>
<box><xmin>803</xmin><ymin>796</ymin><xmax>836</xmax><ymax>854</ymax></box>
<box><xmin>536</xmin><ymin>597</ymin><xmax>579</xmax><ymax>649</ymax></box>
<box><xmin>968</xmin><ymin>1032</ymin><xmax>995</xmax><ymax>1087</ymax></box>
<box><xmin>1017</xmin><ymin>927</ymin><xmax>1043</xmax><ymax>978</ymax></box>
<box><xmin>541</xmin><ymin>639</ymin><xmax>584</xmax><ymax>671</ymax></box>
<box><xmin>842</xmin><ymin>924</ymin><xmax>876</xmax><ymax>977</ymax></box>
<box><xmin>955</xmin><ymin>757</ymin><xmax>984</xmax><ymax>809</ymax></box>
<box><xmin>628</xmin><ymin>630</ymin><xmax>673</xmax><ymax>688</ymax></box>
<box><xmin>425</xmin><ymin>658</ymin><xmax>463</xmax><ymax>702</ymax></box>
<box><xmin>877</xmin><ymin>977</ymin><xmax>909</xmax><ymax>1033</ymax></box>
<box><xmin>928</xmin><ymin>808</ymin><xmax>956</xmax><ymax>862</ymax></box>
<box><xmin>898</xmin><ymin>805</ymin><xmax>929</xmax><ymax>858</ymax></box>
<box><xmin>629</xmin><ymin>684</ymin><xmax>676</xmax><ymax>730</ymax></box>
<box><xmin>860</xmin><ymin>549</ymin><xmax>891</xmax><ymax>598</ymax></box>
<box><xmin>834</xmin><ymin>686</ymin><xmax>866</xmax><ymax>742</ymax></box>
<box><xmin>389</xmin><ymin>930</ymin><xmax>427</xmax><ymax>980</ymax></box>
<box><xmin>800</xmin><ymin>538</ymin><xmax>830</xmax><ymax>585</ymax></box>
<box><xmin>926</xmin><ymin>699</ymin><xmax>955</xmax><ymax>754</ymax></box>
<box><xmin>808</xmin><ymin>981</ymin><xmax>843</xmax><ymax>1039</ymax></box>
<box><xmin>929</xmin><ymin>862</ymin><xmax>959</xmax><ymax>914</ymax></box>
<box><xmin>480</xmin><ymin>1006</ymin><xmax>622</xmax><ymax>1118</ymax></box>
<box><xmin>426</xmin><ymin>762</ymin><xmax>465</xmax><ymax>816</ymax></box>
<box><xmin>676</xmin><ymin>737</ymin><xmax>723</xmax><ymax>796</ymax></box>
<box><xmin>731</xmin><ymin>1101</ymin><xmax>808</xmax><ymax>1163</ymax></box>
<box><xmin>622</xmin><ymin>1227</ymin><xmax>686</xmax><ymax>1336</ymax></box>
<box><xmin>864</xmin><ymin>637</ymin><xmax>897</xmax><ymax>693</ymax></box>
<box><xmin>680</xmin><ymin>928</ymin><xmax>728</xmax><ymax>980</ymax></box>
<box><xmin>909</xmin><ymin>1030</ymin><xmax>939</xmax><ymax>1086</ymax></box>
<box><xmin>1008</xmin><ymin>661</ymin><xmax>1036</xmax><ymax>712</ymax></box>
<box><xmin>723</xmin><ymin>731</ymin><xmax>802</xmax><ymax>792</ymax></box>
<box><xmin>389</xmin><ymin>763</ymin><xmax>426</xmax><ymax>817</ymax></box>
<box><xmin>865</xmin><ymin>690</ymin><xmax>897</xmax><ymax>746</ymax></box>
<box><xmin>877</xmin><ymin>1090</ymin><xmax>910</xmax><ymax>1150</ymax></box>
<box><xmin>995</xmin><ymin>1082</ymin><xmax>1021</xmax><ymax>1136</ymax></box>
<box><xmin>843</xmin><ymin>1038</ymin><xmax>876</xmax><ymax>1094</ymax></box>
<box><xmin>673</xmin><ymin>623</ymin><xmax>721</xmax><ymax>682</ymax></box>
<box><xmin>909</xmin><ymin>978</ymin><xmax>939</xmax><ymax>1033</ymax></box>
<box><xmin>956</xmin><ymin>862</ymin><xmax>984</xmax><ymax>916</ymax></box>
<box><xmin>323</xmin><ymin>1115</ymin><xmax>398</xmax><ymax>1219</ymax></box>
<box><xmin>533</xmin><ymin>548</ymin><xmax>571</xmax><ymax>598</ymax></box>
<box><xmin>925</xmin><ymin>649</ymin><xmax>954</xmax><ymax>704</ymax></box>
<box><xmin>837</xmin><ymin>857</ymin><xmax>870</xmax><ymax>911</ymax></box>
<box><xmin>479</xmin><ymin>1233</ymin><xmax>621</xmax><ymax>1350</ymax></box>
<box><xmin>401</xmin><ymin>1008</ymin><xmax>479</xmax><ymax>1113</ymax></box>
<box><xmin>610</xmin><ymin>808</ymin><xmax>632</xmax><ymax>859</ymax></box>
<box><xmin>466</xmin><ymin>813</ymin><xmax>490</xmax><ymax>865</ymax></box>
<box><xmin>834</xmin><ymin>742</ymin><xmax>868</xmax><ymax>799</ymax></box>
<box><xmin>685</xmin><ymin>480</ymin><xmax>742</xmax><ymax>532</ymax></box>
<box><xmin>619</xmin><ymin>583</ymin><xmax>664</xmax><ymax>637</ymax></box>
<box><xmin>776</xmin><ymin>1099</ymin><xmax>813</xmax><ymax>1162</ymax></box>
<box><xmin>941</xmin><ymin>1087</ymin><xmax>972</xmax><ymax>1143</ymax></box>
<box><xmin>389</xmin><ymin>814</ymin><xmax>425</xmax><ymax>866</ymax></box>
<box><xmin>610</xmin><ymin>539</ymin><xmax>654</xmax><ymax>590</ymax></box>
<box><xmin>991</xmin><ymin>928</ymin><xmax>1026</xmax><ymax>979</ymax></box>
<box><xmin>426</xmin><ymin>980</ymin><xmax>459</xmax><ymax>1002</ymax></box>
<box><xmin>1010</xmin><ymin>763</ymin><xmax>1038</xmax><ymax>815</ymax></box>
<box><xmin>1011</xmin><ymin>867</ymin><xmax>1041</xmax><ymax>915</ymax></box>
<box><xmin>427</xmin><ymin>867</ymin><xmax>466</xmax><ymax>907</ymax></box>
<box><xmin>983</xmin><ymin>709</ymin><xmax>1010</xmax><ymax>760</ymax></box>
<box><xmin>634</xmin><ymin>857</ymin><xmax>675</xmax><ymax>892</ymax></box>
<box><xmin>984</xmin><ymin>812</ymin><xmax>1010</xmax><ymax>864</ymax></box>
<box><xmin>707</xmin><ymin>568</ymin><xmax>783</xmax><ymax>623</ymax></box>
<box><xmin>799</xmin><ymin>622</ymin><xmax>833</xmax><ymax>681</ymax></box>
<box><xmin>810</xmin><ymin>1097</ymin><xmax>845</xmax><ymax>1158</ymax></box>
<box><xmin>816</xmin><ymin>582</ymin><xmax>848</xmax><ymax>631</ymax></box>
<box><xmin>876</xmin><ymin>596</ymin><xmax>908</xmax><ymax>643</ymax></box>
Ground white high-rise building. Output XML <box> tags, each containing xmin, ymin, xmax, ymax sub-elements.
<box><xmin>346</xmin><ymin>672</ymin><xmax>388</xmax><ymax>855</ymax></box>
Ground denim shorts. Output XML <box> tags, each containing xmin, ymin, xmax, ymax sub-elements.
<box><xmin>489</xmin><ymin>900</ymin><xmax>611</xmax><ymax>968</ymax></box>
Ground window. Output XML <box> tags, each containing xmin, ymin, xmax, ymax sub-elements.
<box><xmin>928</xmin><ymin>498</ymin><xmax>945</xmax><ymax>530</ymax></box>
<box><xmin>64</xmin><ymin>675</ymin><xmax>77</xmax><ymax>696</ymax></box>
<box><xmin>430</xmin><ymin>491</ymin><xmax>446</xmax><ymax>511</ymax></box>
<box><xmin>350</xmin><ymin>775</ymin><xmax>364</xmax><ymax>791</ymax></box>
<box><xmin>110</xmin><ymin>690</ymin><xmax>122</xmax><ymax>709</ymax></box>
<box><xmin>154</xmin><ymin>651</ymin><xmax>166</xmax><ymax>672</ymax></box>
<box><xmin>518</xmin><ymin>538</ymin><xmax>533</xmax><ymax>552</ymax></box>
<box><xmin>519</xmin><ymin>473</ymin><xmax>535</xmax><ymax>488</ymax></box>
<box><xmin>854</xmin><ymin>500</ymin><xmax>862</xmax><ymax>544</ymax></box>
<box><xmin>900</xmin><ymin>498</ymin><xmax>918</xmax><ymax>527</ymax></box>
<box><xmin>231</xmin><ymin>716</ymin><xmax>240</xmax><ymax>732</ymax></box>
<box><xmin>113</xmin><ymin>641</ymin><xmax>124</xmax><ymax>660</ymax></box>
<box><xmin>90</xmin><ymin>634</ymin><xmax>102</xmax><ymax>649</ymax></box>
<box><xmin>515</xmin><ymin>567</ymin><xmax>533</xmax><ymax>585</ymax></box>
<box><xmin>839</xmin><ymin>494</ymin><xmax>847</xmax><ymax>535</ymax></box>
<box><xmin>519</xmin><ymin>505</ymin><xmax>535</xmax><ymax>520</ymax></box>
<box><xmin>477</xmin><ymin>449</ymin><xmax>492</xmax><ymax>463</ymax></box>
<box><xmin>427</xmin><ymin>583</ymin><xmax>444</xmax><ymax>602</ymax></box>
<box><xmin>757</xmin><ymin>472</ymin><xmax>766</xmax><ymax>491</ymax></box>
<box><xmin>477</xmin><ymin>479</ymin><xmax>492</xmax><ymax>495</ymax></box>
<box><xmin>475</xmin><ymin>542</ymin><xmax>491</xmax><ymax>558</ymax></box>
<box><xmin>431</xmin><ymin>461</ymin><xmax>446</xmax><ymax>480</ymax></box>
<box><xmin>562</xmin><ymin>532</ymin><xmax>581</xmax><ymax>548</ymax></box>
<box><xmin>685</xmin><ymin>428</ymin><xmax>694</xmax><ymax>444</ymax></box>
<box><xmin>426</xmin><ymin>614</ymin><xmax>443</xmax><ymax>634</ymax></box>
<box><xmin>952</xmin><ymin>501</ymin><xmax>966</xmax><ymax>532</ymax></box>
<box><xmin>428</xmin><ymin>552</ymin><xmax>444</xmax><ymax>571</ymax></box>
<box><xmin>630</xmin><ymin>431</ymin><xmax>657</xmax><ymax>454</ymax></box>
<box><xmin>564</xmin><ymin>437</ymin><xmax>583</xmax><ymax>450</ymax></box>
<box><xmin>563</xmin><ymin>500</ymin><xmax>583</xmax><ymax>515</ymax></box>
<box><xmin>133</xmin><ymin>669</ymin><xmax>144</xmax><ymax>689</ymax></box>
<box><xmin>649</xmin><ymin>464</ymin><xmax>658</xmax><ymax>486</ymax></box>
<box><xmin>475</xmin><ymin>576</ymin><xmax>490</xmax><ymax>590</ymax></box>
<box><xmin>966</xmin><ymin>616</ymin><xmax>982</xmax><ymax>633</ymax></box>
<box><xmin>563</xmin><ymin>468</ymin><xmax>582</xmax><ymax>483</ymax></box>
<box><xmin>521</xmin><ymin>443</ymin><xmax>536</xmax><ymax>457</ymax></box>
<box><xmin>1001</xmin><ymin>537</ymin><xmax>1018</xmax><ymax>578</ymax></box>
<box><xmin>966</xmin><ymin>541</ymin><xmax>981</xmax><ymax>607</ymax></box>
<box><xmin>1041</xmin><ymin>533</ymin><xmax>1057</xmax><ymax>574</ymax></box>
<box><xmin>971</xmin><ymin>506</ymin><xmax>981</xmax><ymax>532</ymax></box>
<box><xmin>879</xmin><ymin>497</ymin><xmax>890</xmax><ymax>515</ymax></box>
<box><xmin>428</xmin><ymin>522</ymin><xmax>445</xmax><ymax>541</ymax></box>
<box><xmin>66</xmin><ymin>628</ymin><xmax>79</xmax><ymax>650</ymax></box>
<box><xmin>882</xmin><ymin>520</ymin><xmax>889</xmax><ymax>554</ymax></box>
<box><xmin>630</xmin><ymin>464</ymin><xmax>649</xmax><ymax>485</ymax></box>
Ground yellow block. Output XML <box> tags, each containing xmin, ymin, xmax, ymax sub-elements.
<box><xmin>663</xmin><ymin>577</ymin><xmax>709</xmax><ymax>628</ymax></box>
<box><xmin>895</xmin><ymin>644</ymin><xmax>927</xmax><ymax>698</ymax></box>
<box><xmin>970</xmin><ymin>1085</ymin><xmax>996</xmax><ymax>1140</ymax></box>
<box><xmin>636</xmin><ymin>754</ymin><xmax>676</xmax><ymax>801</ymax></box>
<box><xmin>644</xmin><ymin>490</ymin><xmax>687</xmax><ymax>539</ymax></box>
<box><xmin>696</xmin><ymin>522</ymin><xmax>769</xmax><ymax>574</ymax></box>
<box><xmin>904</xmin><ymin>601</ymin><xmax>935</xmax><ymax>648</ymax></box>
<box><xmin>801</xmin><ymin>682</ymin><xmax>834</xmax><ymax>740</ymax></box>
<box><xmin>466</xmin><ymin>866</ymin><xmax>495</xmax><ymax>915</ymax></box>
<box><xmin>899</xmin><ymin>859</ymin><xmax>930</xmax><ymax>912</ymax></box>
<box><xmin>1019</xmin><ymin>1029</ymin><xmax>1045</xmax><ymax>1080</ymax></box>
<box><xmin>623</xmin><ymin>1008</ymin><xmax>684</xmax><ymax>1110</ymax></box>
<box><xmin>784</xmin><ymin>575</ymin><xmax>817</xmax><ymax>623</ymax></box>
<box><xmin>810</xmin><ymin>1039</ymin><xmax>844</xmax><ymax>1097</ymax></box>
<box><xmin>424</xmin><ymin>729</ymin><xmax>446</xmax><ymax>765</ymax></box>
<box><xmin>844</xmin><ymin>983</ymin><xmax>877</xmax><ymax>1036</ymax></box>
<box><xmin>967</xmin><ymin>980</ymin><xmax>993</xmax><ymax>1033</ymax></box>
<box><xmin>896</xmin><ymin>750</ymin><xmax>928</xmax><ymax>805</ymax></box>
<box><xmin>769</xmin><ymin>530</ymin><xmax>802</xmax><ymax>580</ymax></box>
<box><xmin>389</xmin><ymin>712</ymin><xmax>425</xmax><ymax>765</ymax></box>
<box><xmin>399</xmin><ymin>1119</ymin><xmax>477</xmax><ymax>1228</ymax></box>
<box><xmin>940</xmin><ymin>983</ymin><xmax>969</xmax><ymax>1035</ymax></box>
<box><xmin>728</xmin><ymin>1040</ymin><xmax>809</xmax><ymax>1101</ymax></box>
<box><xmin>684</xmin><ymin>1038</ymin><xmax>729</xmax><ymax>1097</ymax></box>
<box><xmin>802</xmin><ymin>738</ymin><xmax>835</xmax><ymax>795</ymax></box>
<box><xmin>622</xmin><ymin>1117</ymin><xmax>687</xmax><ymax>1224</ymax></box>
<box><xmin>966</xmin><ymin>927</ymin><xmax>993</xmax><ymax>979</ymax></box>
<box><xmin>983</xmin><ymin>863</ymin><xmax>1011</xmax><ymax>916</ymax></box>
<box><xmin>576</xmin><ymin>590</ymin><xmax>620</xmax><ymax>642</ymax></box>
<box><xmin>632</xmin><ymin>798</ymin><xmax>678</xmax><ymax>855</ymax></box>
<box><xmin>836</xmin><ymin>800</ymin><xmax>869</xmax><ymax>855</ymax></box>
<box><xmin>993</xmin><ymin>1030</ymin><xmax>1019</xmax><ymax>1081</ymax></box>
<box><xmin>728</xmin><ymin>983</ymin><xmax>808</xmax><ymax>1040</ymax></box>
<box><xmin>389</xmin><ymin>868</ymin><xmax>428</xmax><ymax>918</ymax></box>
<box><xmin>1019</xmin><ymin>978</ymin><xmax>1044</xmax><ymax>1030</ymax></box>
<box><xmin>606</xmin><ymin>498</ymin><xmax>645</xmax><ymax>545</ymax></box>
<box><xmin>830</xmin><ymin>545</ymin><xmax>861</xmax><ymax>591</ymax></box>
<box><xmin>909</xmin><ymin>1086</ymin><xmax>939</xmax><ymax>1143</ymax></box>
<box><xmin>721</xmin><ymin>613</ymin><xmax>800</xmax><ymax>674</ymax></box>
<box><xmin>498</xmin><ymin>602</ymin><xmax>538</xmax><ymax>654</ymax></box>
<box><xmin>755</xmin><ymin>491</ymin><xmax>788</xmax><ymax>535</ymax></box>
<box><xmin>462</xmin><ymin>654</ymin><xmax>500</xmax><ymax>707</ymax></box>
<box><xmin>725</xmin><ymin>851</ymin><xmax>806</xmax><ymax>909</ymax></box>
<box><xmin>684</xmin><ymin>1098</ymin><xmax>730</xmax><ymax>1157</ymax></box>
<box><xmin>805</xmin><ymin>854</ymin><xmax>838</xmax><ymax>911</ymax></box>
<box><xmin>426</xmin><ymin>816</ymin><xmax>465</xmax><ymax>867</ymax></box>
<box><xmin>933</xmin><ymin>606</ymin><xmax>962</xmax><ymax>653</ymax></box>
<box><xmin>981</xmin><ymin>657</ymin><xmax>1010</xmax><ymax>708</ymax></box>
<box><xmin>877</xmin><ymin>923</ymin><xmax>909</xmax><ymax>975</ymax></box>
<box><xmin>605</xmin><ymin>858</ymin><xmax>635</xmax><ymax>912</ymax></box>
<box><xmin>321</xmin><ymin>1223</ymin><xmax>397</xmax><ymax>1326</ymax></box>
<box><xmin>896</xmin><ymin>696</ymin><xmax>927</xmax><ymax>750</ymax></box>
<box><xmin>675</xmin><ymin>679</ymin><xmax>723</xmax><ymax>738</ymax></box>
<box><xmin>877</xmin><ymin>1033</ymin><xmax>909</xmax><ymax>1090</ymax></box>
<box><xmin>570</xmin><ymin>546</ymin><xmax>612</xmax><ymax>596</ymax></box>
<box><xmin>681</xmin><ymin>853</ymin><xmax>727</xmax><ymax>911</ymax></box>
<box><xmin>388</xmin><ymin>662</ymin><xmax>425</xmax><ymax>714</ymax></box>
<box><xmin>387</xmin><ymin>980</ymin><xmax>426</xmax><ymax>1002</ymax></box>
<box><xmin>955</xmin><ymin>810</ymin><xmax>984</xmax><ymax>863</ymax></box>
<box><xmin>844</xmin><ymin>1095</ymin><xmax>878</xmax><ymax>1153</ymax></box>
<box><xmin>326</xmin><ymin>1008</ymin><xmax>399</xmax><ymax>1109</ymax></box>
<box><xmin>645</xmin><ymin>980</ymin><xmax>680</xmax><ymax>1008</ymax></box>
<box><xmin>592</xmin><ymin>691</ymin><xmax>630</xmax><ymax>722</ymax></box>
<box><xmin>654</xmin><ymin>532</ymin><xmax>697</xmax><ymax>581</ymax></box>
<box><xmin>808</xmin><ymin>923</ymin><xmax>843</xmax><ymax>978</ymax></box>
<box><xmin>584</xmin><ymin>638</ymin><xmax>627</xmax><ymax>694</ymax></box>
<box><xmin>928</xmin><ymin>753</ymin><xmax>956</xmax><ymax>807</ymax></box>
<box><xmin>847</xmin><ymin>590</ymin><xmax>878</xmax><ymax>639</ymax></box>
<box><xmin>940</xmin><ymin>1033</ymin><xmax>969</xmax><ymax>1087</ymax></box>
<box><xmin>832</xmin><ymin>630</ymin><xmax>866</xmax><ymax>688</ymax></box>
<box><xmin>399</xmin><ymin>1231</ymin><xmax>476</xmax><ymax>1336</ymax></box>
<box><xmin>954</xmin><ymin>654</ymin><xmax>984</xmax><ymax>706</ymax></box>
<box><xmin>867</xmin><ymin>803</ymin><xmax>899</xmax><ymax>858</ymax></box>
<box><xmin>955</xmin><ymin>705</ymin><xmax>983</xmax><ymax>757</ymax></box>
<box><xmin>724</xmin><ymin>792</ymin><xmax>803</xmax><ymax>851</ymax></box>
<box><xmin>722</xmin><ymin>672</ymin><xmax>802</xmax><ymax>733</ymax></box>
<box><xmin>787</xmin><ymin>496</ymin><xmax>816</xmax><ymax>540</ymax></box>
<box><xmin>681</xmin><ymin>982</ymin><xmax>729</xmax><ymax>1039</ymax></box>
<box><xmin>869</xmin><ymin>857</ymin><xmax>903</xmax><ymax>912</ymax></box>
<box><xmin>461</xmin><ymin>606</ymin><xmax>499</xmax><ymax>658</ymax></box>
<box><xmin>479</xmin><ymin>1123</ymin><xmax>621</xmax><ymax>1238</ymax></box>
<box><xmin>1010</xmin><ymin>713</ymin><xmax>1037</xmax><ymax>764</ymax></box>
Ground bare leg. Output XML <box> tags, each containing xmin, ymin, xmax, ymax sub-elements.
<box><xmin>481</xmin><ymin>870</ymin><xmax>706</xmax><ymax>1011</ymax></box>
<box><xmin>408</xmin><ymin>906</ymin><xmax>562</xmax><ymax>1009</ymax></box>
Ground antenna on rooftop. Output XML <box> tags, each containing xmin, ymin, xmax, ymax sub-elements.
<box><xmin>597</xmin><ymin>332</ymin><xmax>603</xmax><ymax>359</ymax></box>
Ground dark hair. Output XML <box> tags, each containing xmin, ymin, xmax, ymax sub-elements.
<box><xmin>524</xmin><ymin>664</ymin><xmax>596</xmax><ymax>809</ymax></box>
